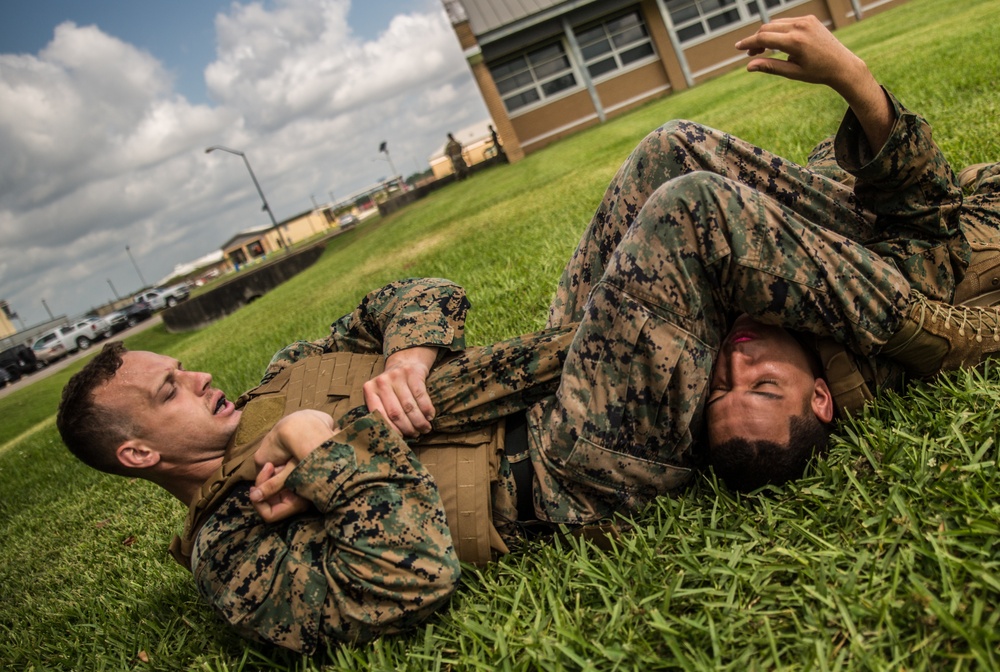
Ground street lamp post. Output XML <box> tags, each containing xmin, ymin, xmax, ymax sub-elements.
<box><xmin>125</xmin><ymin>245</ymin><xmax>148</xmax><ymax>288</ymax></box>
<box><xmin>378</xmin><ymin>141</ymin><xmax>401</xmax><ymax>190</ymax></box>
<box><xmin>205</xmin><ymin>145</ymin><xmax>290</xmax><ymax>251</ymax></box>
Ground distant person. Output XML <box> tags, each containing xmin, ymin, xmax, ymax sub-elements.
<box><xmin>445</xmin><ymin>133</ymin><xmax>468</xmax><ymax>180</ymax></box>
<box><xmin>488</xmin><ymin>124</ymin><xmax>507</xmax><ymax>163</ymax></box>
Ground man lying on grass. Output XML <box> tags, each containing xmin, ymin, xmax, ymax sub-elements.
<box><xmin>57</xmin><ymin>16</ymin><xmax>1000</xmax><ymax>654</ymax></box>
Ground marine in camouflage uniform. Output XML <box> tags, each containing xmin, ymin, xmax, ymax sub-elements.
<box><xmin>528</xmin><ymin>86</ymin><xmax>999</xmax><ymax>523</ymax></box>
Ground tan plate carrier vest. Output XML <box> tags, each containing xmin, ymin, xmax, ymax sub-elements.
<box><xmin>170</xmin><ymin>352</ymin><xmax>506</xmax><ymax>570</ymax></box>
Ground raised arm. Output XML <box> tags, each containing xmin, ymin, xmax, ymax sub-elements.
<box><xmin>735</xmin><ymin>15</ymin><xmax>894</xmax><ymax>153</ymax></box>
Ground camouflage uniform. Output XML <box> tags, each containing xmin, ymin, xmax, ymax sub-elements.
<box><xmin>187</xmin><ymin>91</ymin><xmax>995</xmax><ymax>651</ymax></box>
<box><xmin>530</xmin><ymin>90</ymin><xmax>993</xmax><ymax>523</ymax></box>
<box><xmin>189</xmin><ymin>278</ymin><xmax>575</xmax><ymax>652</ymax></box>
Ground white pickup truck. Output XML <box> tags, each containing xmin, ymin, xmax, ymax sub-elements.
<box><xmin>134</xmin><ymin>283</ymin><xmax>190</xmax><ymax>311</ymax></box>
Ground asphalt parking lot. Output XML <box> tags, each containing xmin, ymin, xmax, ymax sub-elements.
<box><xmin>0</xmin><ymin>314</ymin><xmax>163</xmax><ymax>400</ymax></box>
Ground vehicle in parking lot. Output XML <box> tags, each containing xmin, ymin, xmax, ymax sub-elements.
<box><xmin>0</xmin><ymin>366</ymin><xmax>12</xmax><ymax>388</ymax></box>
<box><xmin>68</xmin><ymin>316</ymin><xmax>112</xmax><ymax>349</ymax></box>
<box><xmin>108</xmin><ymin>300</ymin><xmax>155</xmax><ymax>333</ymax></box>
<box><xmin>0</xmin><ymin>343</ymin><xmax>38</xmax><ymax>381</ymax></box>
<box><xmin>32</xmin><ymin>330</ymin><xmax>71</xmax><ymax>365</ymax></box>
<box><xmin>133</xmin><ymin>283</ymin><xmax>190</xmax><ymax>311</ymax></box>
<box><xmin>30</xmin><ymin>317</ymin><xmax>111</xmax><ymax>365</ymax></box>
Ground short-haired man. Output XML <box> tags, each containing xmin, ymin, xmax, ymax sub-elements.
<box><xmin>58</xmin><ymin>17</ymin><xmax>1000</xmax><ymax>652</ymax></box>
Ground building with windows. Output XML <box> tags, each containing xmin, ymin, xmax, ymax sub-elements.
<box><xmin>443</xmin><ymin>0</ymin><xmax>909</xmax><ymax>161</ymax></box>
<box><xmin>221</xmin><ymin>207</ymin><xmax>340</xmax><ymax>269</ymax></box>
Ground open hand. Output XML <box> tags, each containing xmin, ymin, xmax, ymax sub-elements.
<box><xmin>735</xmin><ymin>16</ymin><xmax>868</xmax><ymax>94</ymax></box>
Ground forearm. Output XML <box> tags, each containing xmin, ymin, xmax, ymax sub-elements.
<box><xmin>828</xmin><ymin>55</ymin><xmax>895</xmax><ymax>155</ymax></box>
<box><xmin>192</xmin><ymin>412</ymin><xmax>460</xmax><ymax>652</ymax></box>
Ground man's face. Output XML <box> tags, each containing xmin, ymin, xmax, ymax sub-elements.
<box><xmin>94</xmin><ymin>351</ymin><xmax>242</xmax><ymax>466</ymax></box>
<box><xmin>706</xmin><ymin>315</ymin><xmax>832</xmax><ymax>446</ymax></box>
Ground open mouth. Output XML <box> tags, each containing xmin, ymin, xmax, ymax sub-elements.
<box><xmin>214</xmin><ymin>393</ymin><xmax>228</xmax><ymax>414</ymax></box>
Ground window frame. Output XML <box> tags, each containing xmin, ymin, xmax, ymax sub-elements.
<box><xmin>573</xmin><ymin>9</ymin><xmax>659</xmax><ymax>84</ymax></box>
<box><xmin>489</xmin><ymin>38</ymin><xmax>581</xmax><ymax>115</ymax></box>
<box><xmin>666</xmin><ymin>0</ymin><xmax>810</xmax><ymax>46</ymax></box>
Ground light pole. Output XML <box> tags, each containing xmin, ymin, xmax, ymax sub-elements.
<box><xmin>107</xmin><ymin>278</ymin><xmax>121</xmax><ymax>300</ymax></box>
<box><xmin>205</xmin><ymin>145</ymin><xmax>290</xmax><ymax>251</ymax></box>
<box><xmin>125</xmin><ymin>245</ymin><xmax>148</xmax><ymax>288</ymax></box>
<box><xmin>41</xmin><ymin>299</ymin><xmax>54</xmax><ymax>321</ymax></box>
<box><xmin>378</xmin><ymin>141</ymin><xmax>401</xmax><ymax>190</ymax></box>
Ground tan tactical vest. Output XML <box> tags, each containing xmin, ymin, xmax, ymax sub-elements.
<box><xmin>169</xmin><ymin>352</ymin><xmax>506</xmax><ymax>570</ymax></box>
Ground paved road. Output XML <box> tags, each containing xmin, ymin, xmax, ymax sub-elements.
<box><xmin>0</xmin><ymin>315</ymin><xmax>163</xmax><ymax>401</ymax></box>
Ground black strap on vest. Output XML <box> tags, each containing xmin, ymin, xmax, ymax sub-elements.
<box><xmin>503</xmin><ymin>410</ymin><xmax>537</xmax><ymax>523</ymax></box>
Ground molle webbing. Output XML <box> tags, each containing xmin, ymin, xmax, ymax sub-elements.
<box><xmin>170</xmin><ymin>352</ymin><xmax>502</xmax><ymax>569</ymax></box>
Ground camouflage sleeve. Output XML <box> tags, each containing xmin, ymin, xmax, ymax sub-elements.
<box><xmin>834</xmin><ymin>88</ymin><xmax>962</xmax><ymax>237</ymax></box>
<box><xmin>805</xmin><ymin>133</ymin><xmax>854</xmax><ymax>187</ymax></box>
<box><xmin>190</xmin><ymin>412</ymin><xmax>461</xmax><ymax>653</ymax></box>
<box><xmin>318</xmin><ymin>278</ymin><xmax>470</xmax><ymax>357</ymax></box>
<box><xmin>258</xmin><ymin>278</ymin><xmax>470</xmax><ymax>385</ymax></box>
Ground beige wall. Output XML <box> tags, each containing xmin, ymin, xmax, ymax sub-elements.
<box><xmin>224</xmin><ymin>209</ymin><xmax>338</xmax><ymax>267</ymax></box>
<box><xmin>457</xmin><ymin>0</ymin><xmax>912</xmax><ymax>158</ymax></box>
<box><xmin>0</xmin><ymin>312</ymin><xmax>14</xmax><ymax>339</ymax></box>
<box><xmin>431</xmin><ymin>138</ymin><xmax>498</xmax><ymax>179</ymax></box>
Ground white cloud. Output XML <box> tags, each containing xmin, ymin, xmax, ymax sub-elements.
<box><xmin>0</xmin><ymin>1</ymin><xmax>489</xmax><ymax>327</ymax></box>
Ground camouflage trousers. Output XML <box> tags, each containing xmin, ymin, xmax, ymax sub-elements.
<box><xmin>527</xmin><ymin>120</ymin><xmax>962</xmax><ymax>523</ymax></box>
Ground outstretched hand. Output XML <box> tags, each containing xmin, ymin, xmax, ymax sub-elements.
<box><xmin>363</xmin><ymin>346</ymin><xmax>439</xmax><ymax>437</ymax></box>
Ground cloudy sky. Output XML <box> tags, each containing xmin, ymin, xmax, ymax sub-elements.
<box><xmin>0</xmin><ymin>0</ymin><xmax>488</xmax><ymax>328</ymax></box>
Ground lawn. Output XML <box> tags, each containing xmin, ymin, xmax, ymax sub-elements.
<box><xmin>2</xmin><ymin>0</ymin><xmax>999</xmax><ymax>669</ymax></box>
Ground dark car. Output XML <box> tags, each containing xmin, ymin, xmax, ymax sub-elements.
<box><xmin>0</xmin><ymin>343</ymin><xmax>38</xmax><ymax>381</ymax></box>
<box><xmin>108</xmin><ymin>301</ymin><xmax>154</xmax><ymax>334</ymax></box>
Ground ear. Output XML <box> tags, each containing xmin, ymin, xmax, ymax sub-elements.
<box><xmin>116</xmin><ymin>440</ymin><xmax>161</xmax><ymax>471</ymax></box>
<box><xmin>810</xmin><ymin>378</ymin><xmax>835</xmax><ymax>424</ymax></box>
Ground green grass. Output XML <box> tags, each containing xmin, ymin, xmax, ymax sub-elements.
<box><xmin>2</xmin><ymin>0</ymin><xmax>999</xmax><ymax>668</ymax></box>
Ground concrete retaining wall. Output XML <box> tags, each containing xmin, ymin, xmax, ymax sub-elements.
<box><xmin>161</xmin><ymin>244</ymin><xmax>326</xmax><ymax>333</ymax></box>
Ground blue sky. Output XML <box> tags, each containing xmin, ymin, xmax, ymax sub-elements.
<box><xmin>0</xmin><ymin>0</ymin><xmax>489</xmax><ymax>327</ymax></box>
<box><xmin>1</xmin><ymin>0</ymin><xmax>434</xmax><ymax>103</ymax></box>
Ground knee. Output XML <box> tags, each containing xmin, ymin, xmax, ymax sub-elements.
<box><xmin>665</xmin><ymin>171</ymin><xmax>731</xmax><ymax>203</ymax></box>
<box><xmin>645</xmin><ymin>119</ymin><xmax>712</xmax><ymax>153</ymax></box>
<box><xmin>635</xmin><ymin>172</ymin><xmax>733</xmax><ymax>238</ymax></box>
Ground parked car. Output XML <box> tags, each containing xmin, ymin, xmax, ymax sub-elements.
<box><xmin>31</xmin><ymin>330</ymin><xmax>72</xmax><ymax>365</ymax></box>
<box><xmin>133</xmin><ymin>283</ymin><xmax>190</xmax><ymax>311</ymax></box>
<box><xmin>108</xmin><ymin>300</ymin><xmax>155</xmax><ymax>333</ymax></box>
<box><xmin>0</xmin><ymin>343</ymin><xmax>37</xmax><ymax>381</ymax></box>
<box><xmin>66</xmin><ymin>316</ymin><xmax>112</xmax><ymax>349</ymax></box>
<box><xmin>0</xmin><ymin>366</ymin><xmax>12</xmax><ymax>388</ymax></box>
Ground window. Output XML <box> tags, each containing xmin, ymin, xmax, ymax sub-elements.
<box><xmin>490</xmin><ymin>41</ymin><xmax>578</xmax><ymax>113</ymax></box>
<box><xmin>574</xmin><ymin>10</ymin><xmax>657</xmax><ymax>80</ymax></box>
<box><xmin>666</xmin><ymin>0</ymin><xmax>802</xmax><ymax>43</ymax></box>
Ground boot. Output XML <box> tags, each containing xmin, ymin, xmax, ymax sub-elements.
<box><xmin>958</xmin><ymin>163</ymin><xmax>992</xmax><ymax>191</ymax></box>
<box><xmin>880</xmin><ymin>291</ymin><xmax>1000</xmax><ymax>378</ymax></box>
<box><xmin>953</xmin><ymin>248</ymin><xmax>1000</xmax><ymax>307</ymax></box>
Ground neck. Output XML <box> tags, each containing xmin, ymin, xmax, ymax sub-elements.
<box><xmin>154</xmin><ymin>456</ymin><xmax>226</xmax><ymax>506</ymax></box>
